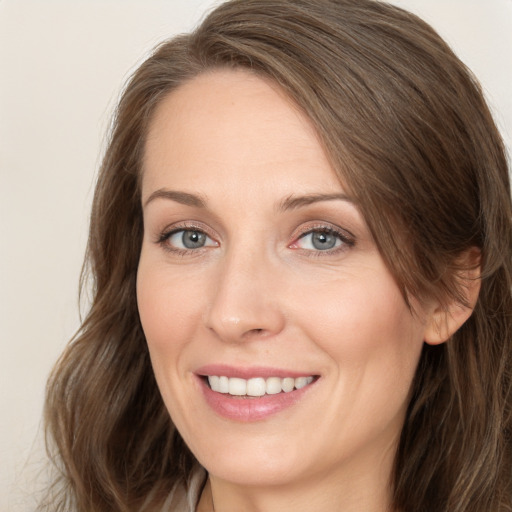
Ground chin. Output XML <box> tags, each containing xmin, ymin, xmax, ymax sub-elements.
<box><xmin>188</xmin><ymin>428</ymin><xmax>310</xmax><ymax>486</ymax></box>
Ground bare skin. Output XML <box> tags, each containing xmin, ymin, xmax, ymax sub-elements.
<box><xmin>137</xmin><ymin>69</ymin><xmax>478</xmax><ymax>512</ymax></box>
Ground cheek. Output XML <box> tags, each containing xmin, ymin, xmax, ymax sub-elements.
<box><xmin>138</xmin><ymin>261</ymin><xmax>197</xmax><ymax>338</ymax></box>
<box><xmin>297</xmin><ymin>268</ymin><xmax>425</xmax><ymax>393</ymax></box>
<box><xmin>136</xmin><ymin>256</ymin><xmax>208</xmax><ymax>429</ymax></box>
<box><xmin>293</xmin><ymin>272</ymin><xmax>426</xmax><ymax>458</ymax></box>
<box><xmin>136</xmin><ymin>254</ymin><xmax>205</xmax><ymax>377</ymax></box>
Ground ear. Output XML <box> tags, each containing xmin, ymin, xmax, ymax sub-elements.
<box><xmin>424</xmin><ymin>248</ymin><xmax>481</xmax><ymax>345</ymax></box>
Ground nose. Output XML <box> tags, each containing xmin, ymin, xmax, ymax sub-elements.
<box><xmin>203</xmin><ymin>246</ymin><xmax>286</xmax><ymax>343</ymax></box>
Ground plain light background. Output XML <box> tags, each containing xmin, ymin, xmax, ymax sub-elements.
<box><xmin>1</xmin><ymin>1</ymin><xmax>511</xmax><ymax>510</ymax></box>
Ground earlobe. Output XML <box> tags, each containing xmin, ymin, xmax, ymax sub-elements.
<box><xmin>424</xmin><ymin>302</ymin><xmax>476</xmax><ymax>345</ymax></box>
<box><xmin>424</xmin><ymin>248</ymin><xmax>481</xmax><ymax>346</ymax></box>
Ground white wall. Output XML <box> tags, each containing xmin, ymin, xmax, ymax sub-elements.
<box><xmin>1</xmin><ymin>1</ymin><xmax>510</xmax><ymax>510</ymax></box>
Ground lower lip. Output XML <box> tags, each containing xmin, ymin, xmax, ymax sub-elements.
<box><xmin>197</xmin><ymin>377</ymin><xmax>317</xmax><ymax>422</ymax></box>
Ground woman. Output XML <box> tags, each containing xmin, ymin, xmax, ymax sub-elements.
<box><xmin>41</xmin><ymin>0</ymin><xmax>512</xmax><ymax>511</ymax></box>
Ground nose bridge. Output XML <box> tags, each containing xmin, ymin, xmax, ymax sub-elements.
<box><xmin>204</xmin><ymin>240</ymin><xmax>285</xmax><ymax>342</ymax></box>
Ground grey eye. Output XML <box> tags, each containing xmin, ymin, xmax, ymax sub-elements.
<box><xmin>311</xmin><ymin>232</ymin><xmax>338</xmax><ymax>250</ymax></box>
<box><xmin>182</xmin><ymin>231</ymin><xmax>206</xmax><ymax>248</ymax></box>
<box><xmin>297</xmin><ymin>230</ymin><xmax>342</xmax><ymax>251</ymax></box>
<box><xmin>168</xmin><ymin>230</ymin><xmax>215</xmax><ymax>250</ymax></box>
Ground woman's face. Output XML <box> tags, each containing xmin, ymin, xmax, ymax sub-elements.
<box><xmin>137</xmin><ymin>69</ymin><xmax>434</xmax><ymax>489</ymax></box>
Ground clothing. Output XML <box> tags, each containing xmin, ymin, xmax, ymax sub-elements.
<box><xmin>163</xmin><ymin>469</ymin><xmax>207</xmax><ymax>511</ymax></box>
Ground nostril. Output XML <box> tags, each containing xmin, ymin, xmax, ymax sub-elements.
<box><xmin>204</xmin><ymin>301</ymin><xmax>286</xmax><ymax>342</ymax></box>
<box><xmin>245</xmin><ymin>328</ymin><xmax>265</xmax><ymax>337</ymax></box>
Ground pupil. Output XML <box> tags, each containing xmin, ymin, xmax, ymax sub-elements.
<box><xmin>182</xmin><ymin>231</ymin><xmax>206</xmax><ymax>249</ymax></box>
<box><xmin>312</xmin><ymin>232</ymin><xmax>336</xmax><ymax>250</ymax></box>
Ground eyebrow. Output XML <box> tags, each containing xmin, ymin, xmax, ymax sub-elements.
<box><xmin>143</xmin><ymin>189</ymin><xmax>355</xmax><ymax>211</ymax></box>
<box><xmin>278</xmin><ymin>193</ymin><xmax>355</xmax><ymax>211</ymax></box>
<box><xmin>143</xmin><ymin>189</ymin><xmax>207</xmax><ymax>209</ymax></box>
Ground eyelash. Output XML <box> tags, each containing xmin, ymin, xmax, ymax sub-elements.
<box><xmin>155</xmin><ymin>223</ymin><xmax>355</xmax><ymax>257</ymax></box>
<box><xmin>291</xmin><ymin>224</ymin><xmax>355</xmax><ymax>257</ymax></box>
<box><xmin>156</xmin><ymin>223</ymin><xmax>217</xmax><ymax>256</ymax></box>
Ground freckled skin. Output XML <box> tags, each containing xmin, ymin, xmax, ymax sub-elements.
<box><xmin>137</xmin><ymin>70</ymin><xmax>437</xmax><ymax>512</ymax></box>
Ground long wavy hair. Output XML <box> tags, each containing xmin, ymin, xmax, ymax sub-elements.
<box><xmin>41</xmin><ymin>1</ymin><xmax>512</xmax><ymax>510</ymax></box>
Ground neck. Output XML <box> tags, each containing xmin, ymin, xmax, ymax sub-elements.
<box><xmin>198</xmin><ymin>448</ymin><xmax>396</xmax><ymax>512</ymax></box>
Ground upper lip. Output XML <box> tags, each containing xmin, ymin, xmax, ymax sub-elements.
<box><xmin>195</xmin><ymin>364</ymin><xmax>318</xmax><ymax>380</ymax></box>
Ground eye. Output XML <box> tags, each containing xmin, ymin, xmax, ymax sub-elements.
<box><xmin>164</xmin><ymin>229</ymin><xmax>217</xmax><ymax>250</ymax></box>
<box><xmin>291</xmin><ymin>227</ymin><xmax>354</xmax><ymax>253</ymax></box>
<box><xmin>296</xmin><ymin>230</ymin><xmax>341</xmax><ymax>251</ymax></box>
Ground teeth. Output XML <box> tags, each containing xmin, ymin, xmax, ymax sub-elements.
<box><xmin>266</xmin><ymin>377</ymin><xmax>282</xmax><ymax>395</ymax></box>
<box><xmin>218</xmin><ymin>376</ymin><xmax>229</xmax><ymax>393</ymax></box>
<box><xmin>295</xmin><ymin>376</ymin><xmax>311</xmax><ymax>389</ymax></box>
<box><xmin>282</xmin><ymin>377</ymin><xmax>295</xmax><ymax>392</ymax></box>
<box><xmin>228</xmin><ymin>377</ymin><xmax>246</xmax><ymax>396</ymax></box>
<box><xmin>247</xmin><ymin>377</ymin><xmax>266</xmax><ymax>397</ymax></box>
<box><xmin>207</xmin><ymin>375</ymin><xmax>314</xmax><ymax>396</ymax></box>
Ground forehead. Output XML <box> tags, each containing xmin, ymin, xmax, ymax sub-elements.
<box><xmin>142</xmin><ymin>69</ymin><xmax>343</xmax><ymax>201</ymax></box>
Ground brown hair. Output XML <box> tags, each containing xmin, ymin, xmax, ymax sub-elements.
<box><xmin>41</xmin><ymin>1</ymin><xmax>512</xmax><ymax>510</ymax></box>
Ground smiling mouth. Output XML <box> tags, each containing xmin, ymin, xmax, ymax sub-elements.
<box><xmin>204</xmin><ymin>375</ymin><xmax>318</xmax><ymax>397</ymax></box>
